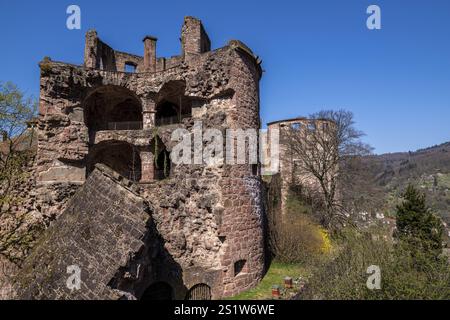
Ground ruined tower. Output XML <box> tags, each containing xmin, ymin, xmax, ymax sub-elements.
<box><xmin>15</xmin><ymin>17</ymin><xmax>265</xmax><ymax>300</ymax></box>
<box><xmin>263</xmin><ymin>117</ymin><xmax>335</xmax><ymax>217</ymax></box>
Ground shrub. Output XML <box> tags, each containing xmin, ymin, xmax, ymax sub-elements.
<box><xmin>300</xmin><ymin>227</ymin><xmax>450</xmax><ymax>300</ymax></box>
<box><xmin>269</xmin><ymin>191</ymin><xmax>332</xmax><ymax>264</ymax></box>
<box><xmin>395</xmin><ymin>184</ymin><xmax>444</xmax><ymax>258</ymax></box>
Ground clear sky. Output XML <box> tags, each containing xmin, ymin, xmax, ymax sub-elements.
<box><xmin>1</xmin><ymin>0</ymin><xmax>449</xmax><ymax>154</ymax></box>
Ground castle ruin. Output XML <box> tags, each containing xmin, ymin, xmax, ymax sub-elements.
<box><xmin>12</xmin><ymin>17</ymin><xmax>266</xmax><ymax>300</ymax></box>
<box><xmin>264</xmin><ymin>117</ymin><xmax>335</xmax><ymax>217</ymax></box>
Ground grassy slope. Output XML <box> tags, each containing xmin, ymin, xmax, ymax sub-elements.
<box><xmin>226</xmin><ymin>261</ymin><xmax>311</xmax><ymax>300</ymax></box>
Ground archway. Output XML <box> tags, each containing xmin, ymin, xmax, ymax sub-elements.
<box><xmin>86</xmin><ymin>141</ymin><xmax>141</xmax><ymax>182</ymax></box>
<box><xmin>84</xmin><ymin>85</ymin><xmax>143</xmax><ymax>132</ymax></box>
<box><xmin>154</xmin><ymin>148</ymin><xmax>171</xmax><ymax>180</ymax></box>
<box><xmin>155</xmin><ymin>101</ymin><xmax>179</xmax><ymax>126</ymax></box>
<box><xmin>141</xmin><ymin>282</ymin><xmax>173</xmax><ymax>300</ymax></box>
<box><xmin>150</xmin><ymin>136</ymin><xmax>171</xmax><ymax>180</ymax></box>
<box><xmin>155</xmin><ymin>81</ymin><xmax>192</xmax><ymax>126</ymax></box>
<box><xmin>185</xmin><ymin>283</ymin><xmax>212</xmax><ymax>300</ymax></box>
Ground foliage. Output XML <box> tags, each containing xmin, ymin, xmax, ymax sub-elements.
<box><xmin>300</xmin><ymin>227</ymin><xmax>450</xmax><ymax>300</ymax></box>
<box><xmin>0</xmin><ymin>82</ymin><xmax>36</xmax><ymax>139</ymax></box>
<box><xmin>39</xmin><ymin>57</ymin><xmax>53</xmax><ymax>76</ymax></box>
<box><xmin>395</xmin><ymin>184</ymin><xmax>444</xmax><ymax>258</ymax></box>
<box><xmin>163</xmin><ymin>150</ymin><xmax>169</xmax><ymax>178</ymax></box>
<box><xmin>269</xmin><ymin>191</ymin><xmax>332</xmax><ymax>264</ymax></box>
<box><xmin>0</xmin><ymin>82</ymin><xmax>38</xmax><ymax>264</ymax></box>
<box><xmin>365</xmin><ymin>141</ymin><xmax>450</xmax><ymax>225</ymax></box>
<box><xmin>338</xmin><ymin>155</ymin><xmax>386</xmax><ymax>216</ymax></box>
<box><xmin>0</xmin><ymin>82</ymin><xmax>37</xmax><ymax>208</ymax></box>
<box><xmin>283</xmin><ymin>110</ymin><xmax>372</xmax><ymax>229</ymax></box>
<box><xmin>226</xmin><ymin>261</ymin><xmax>310</xmax><ymax>300</ymax></box>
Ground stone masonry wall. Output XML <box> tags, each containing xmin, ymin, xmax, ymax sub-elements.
<box><xmin>14</xmin><ymin>164</ymin><xmax>152</xmax><ymax>299</ymax></box>
<box><xmin>11</xmin><ymin>17</ymin><xmax>266</xmax><ymax>300</ymax></box>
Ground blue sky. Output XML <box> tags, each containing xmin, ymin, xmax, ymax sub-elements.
<box><xmin>1</xmin><ymin>0</ymin><xmax>449</xmax><ymax>154</ymax></box>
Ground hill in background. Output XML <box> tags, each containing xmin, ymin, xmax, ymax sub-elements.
<box><xmin>367</xmin><ymin>141</ymin><xmax>450</xmax><ymax>224</ymax></box>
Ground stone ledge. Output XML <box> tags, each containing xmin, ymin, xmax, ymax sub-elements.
<box><xmin>93</xmin><ymin>163</ymin><xmax>141</xmax><ymax>195</ymax></box>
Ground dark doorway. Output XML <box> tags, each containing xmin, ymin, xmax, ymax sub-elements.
<box><xmin>155</xmin><ymin>81</ymin><xmax>192</xmax><ymax>126</ymax></box>
<box><xmin>154</xmin><ymin>149</ymin><xmax>171</xmax><ymax>180</ymax></box>
<box><xmin>84</xmin><ymin>85</ymin><xmax>143</xmax><ymax>132</ymax></box>
<box><xmin>141</xmin><ymin>282</ymin><xmax>173</xmax><ymax>300</ymax></box>
<box><xmin>150</xmin><ymin>136</ymin><xmax>171</xmax><ymax>180</ymax></box>
<box><xmin>155</xmin><ymin>101</ymin><xmax>180</xmax><ymax>126</ymax></box>
<box><xmin>86</xmin><ymin>141</ymin><xmax>141</xmax><ymax>182</ymax></box>
<box><xmin>185</xmin><ymin>283</ymin><xmax>212</xmax><ymax>300</ymax></box>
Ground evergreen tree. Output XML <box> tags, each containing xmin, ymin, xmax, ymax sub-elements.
<box><xmin>395</xmin><ymin>184</ymin><xmax>443</xmax><ymax>257</ymax></box>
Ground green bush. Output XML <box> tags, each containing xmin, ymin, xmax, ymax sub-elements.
<box><xmin>395</xmin><ymin>184</ymin><xmax>444</xmax><ymax>258</ymax></box>
<box><xmin>300</xmin><ymin>228</ymin><xmax>450</xmax><ymax>300</ymax></box>
<box><xmin>269</xmin><ymin>191</ymin><xmax>331</xmax><ymax>264</ymax></box>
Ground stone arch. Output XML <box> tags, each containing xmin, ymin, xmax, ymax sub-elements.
<box><xmin>155</xmin><ymin>100</ymin><xmax>179</xmax><ymax>126</ymax></box>
<box><xmin>155</xmin><ymin>80</ymin><xmax>192</xmax><ymax>126</ymax></box>
<box><xmin>83</xmin><ymin>85</ymin><xmax>143</xmax><ymax>132</ymax></box>
<box><xmin>141</xmin><ymin>281</ymin><xmax>173</xmax><ymax>300</ymax></box>
<box><xmin>86</xmin><ymin>140</ymin><xmax>141</xmax><ymax>182</ymax></box>
<box><xmin>185</xmin><ymin>283</ymin><xmax>212</xmax><ymax>300</ymax></box>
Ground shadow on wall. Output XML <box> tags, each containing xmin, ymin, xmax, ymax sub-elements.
<box><xmin>106</xmin><ymin>181</ymin><xmax>216</xmax><ymax>300</ymax></box>
<box><xmin>86</xmin><ymin>140</ymin><xmax>142</xmax><ymax>182</ymax></box>
<box><xmin>83</xmin><ymin>85</ymin><xmax>143</xmax><ymax>140</ymax></box>
<box><xmin>107</xmin><ymin>217</ymin><xmax>189</xmax><ymax>300</ymax></box>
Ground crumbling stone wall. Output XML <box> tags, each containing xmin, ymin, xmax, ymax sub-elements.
<box><xmin>0</xmin><ymin>151</ymin><xmax>79</xmax><ymax>266</ymax></box>
<box><xmin>0</xmin><ymin>255</ymin><xmax>18</xmax><ymax>299</ymax></box>
<box><xmin>11</xmin><ymin>16</ymin><xmax>266</xmax><ymax>299</ymax></box>
<box><xmin>14</xmin><ymin>165</ymin><xmax>153</xmax><ymax>299</ymax></box>
<box><xmin>264</xmin><ymin>118</ymin><xmax>334</xmax><ymax>217</ymax></box>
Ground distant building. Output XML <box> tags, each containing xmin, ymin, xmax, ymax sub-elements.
<box><xmin>263</xmin><ymin>117</ymin><xmax>336</xmax><ymax>216</ymax></box>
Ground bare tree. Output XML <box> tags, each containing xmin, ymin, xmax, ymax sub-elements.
<box><xmin>0</xmin><ymin>82</ymin><xmax>37</xmax><ymax>208</ymax></box>
<box><xmin>282</xmin><ymin>110</ymin><xmax>372</xmax><ymax>228</ymax></box>
<box><xmin>338</xmin><ymin>155</ymin><xmax>386</xmax><ymax>217</ymax></box>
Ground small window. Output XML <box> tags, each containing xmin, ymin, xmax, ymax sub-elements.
<box><xmin>307</xmin><ymin>122</ymin><xmax>316</xmax><ymax>131</ymax></box>
<box><xmin>252</xmin><ymin>164</ymin><xmax>258</xmax><ymax>176</ymax></box>
<box><xmin>125</xmin><ymin>62</ymin><xmax>137</xmax><ymax>73</ymax></box>
<box><xmin>291</xmin><ymin>123</ymin><xmax>301</xmax><ymax>131</ymax></box>
<box><xmin>322</xmin><ymin>122</ymin><xmax>329</xmax><ymax>130</ymax></box>
<box><xmin>234</xmin><ymin>259</ymin><xmax>247</xmax><ymax>276</ymax></box>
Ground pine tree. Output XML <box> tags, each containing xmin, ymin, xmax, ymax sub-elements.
<box><xmin>395</xmin><ymin>184</ymin><xmax>443</xmax><ymax>257</ymax></box>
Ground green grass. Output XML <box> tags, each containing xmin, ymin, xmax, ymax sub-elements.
<box><xmin>437</xmin><ymin>173</ymin><xmax>450</xmax><ymax>189</ymax></box>
<box><xmin>226</xmin><ymin>261</ymin><xmax>310</xmax><ymax>300</ymax></box>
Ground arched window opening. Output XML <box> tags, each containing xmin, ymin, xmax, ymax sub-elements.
<box><xmin>185</xmin><ymin>283</ymin><xmax>211</xmax><ymax>300</ymax></box>
<box><xmin>84</xmin><ymin>86</ymin><xmax>143</xmax><ymax>133</ymax></box>
<box><xmin>141</xmin><ymin>282</ymin><xmax>173</xmax><ymax>300</ymax></box>
<box><xmin>86</xmin><ymin>141</ymin><xmax>141</xmax><ymax>182</ymax></box>
<box><xmin>150</xmin><ymin>136</ymin><xmax>171</xmax><ymax>181</ymax></box>
<box><xmin>154</xmin><ymin>149</ymin><xmax>171</xmax><ymax>180</ymax></box>
<box><xmin>155</xmin><ymin>81</ymin><xmax>191</xmax><ymax>126</ymax></box>
<box><xmin>155</xmin><ymin>101</ymin><xmax>180</xmax><ymax>126</ymax></box>
<box><xmin>108</xmin><ymin>99</ymin><xmax>143</xmax><ymax>130</ymax></box>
